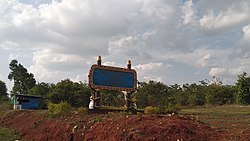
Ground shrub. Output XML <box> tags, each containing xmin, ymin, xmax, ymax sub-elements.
<box><xmin>144</xmin><ymin>105</ymin><xmax>181</xmax><ymax>115</ymax></box>
<box><xmin>0</xmin><ymin>99</ymin><xmax>13</xmax><ymax>118</ymax></box>
<box><xmin>0</xmin><ymin>127</ymin><xmax>20</xmax><ymax>141</ymax></box>
<box><xmin>144</xmin><ymin>106</ymin><xmax>161</xmax><ymax>114</ymax></box>
<box><xmin>47</xmin><ymin>101</ymin><xmax>73</xmax><ymax>117</ymax></box>
<box><xmin>164</xmin><ymin>105</ymin><xmax>181</xmax><ymax>114</ymax></box>
<box><xmin>76</xmin><ymin>107</ymin><xmax>88</xmax><ymax>115</ymax></box>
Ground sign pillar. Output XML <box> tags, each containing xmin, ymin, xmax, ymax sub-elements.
<box><xmin>125</xmin><ymin>60</ymin><xmax>132</xmax><ymax>110</ymax></box>
<box><xmin>94</xmin><ymin>56</ymin><xmax>101</xmax><ymax>107</ymax></box>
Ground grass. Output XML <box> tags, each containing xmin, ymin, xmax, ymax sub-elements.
<box><xmin>0</xmin><ymin>99</ymin><xmax>13</xmax><ymax>118</ymax></box>
<box><xmin>0</xmin><ymin>99</ymin><xmax>21</xmax><ymax>141</ymax></box>
<box><xmin>180</xmin><ymin>105</ymin><xmax>250</xmax><ymax>131</ymax></box>
<box><xmin>0</xmin><ymin>127</ymin><xmax>20</xmax><ymax>141</ymax></box>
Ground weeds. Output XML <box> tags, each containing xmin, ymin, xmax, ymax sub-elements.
<box><xmin>47</xmin><ymin>101</ymin><xmax>73</xmax><ymax>118</ymax></box>
<box><xmin>0</xmin><ymin>127</ymin><xmax>20</xmax><ymax>141</ymax></box>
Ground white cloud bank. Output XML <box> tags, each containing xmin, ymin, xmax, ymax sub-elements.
<box><xmin>0</xmin><ymin>0</ymin><xmax>250</xmax><ymax>90</ymax></box>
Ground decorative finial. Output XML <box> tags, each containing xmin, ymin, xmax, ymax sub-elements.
<box><xmin>127</xmin><ymin>60</ymin><xmax>131</xmax><ymax>69</ymax></box>
<box><xmin>97</xmin><ymin>56</ymin><xmax>102</xmax><ymax>65</ymax></box>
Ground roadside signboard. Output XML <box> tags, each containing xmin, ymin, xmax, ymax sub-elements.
<box><xmin>88</xmin><ymin>64</ymin><xmax>137</xmax><ymax>91</ymax></box>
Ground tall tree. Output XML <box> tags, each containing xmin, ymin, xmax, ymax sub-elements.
<box><xmin>0</xmin><ymin>80</ymin><xmax>8</xmax><ymax>99</ymax></box>
<box><xmin>235</xmin><ymin>72</ymin><xmax>250</xmax><ymax>104</ymax></box>
<box><xmin>8</xmin><ymin>60</ymin><xmax>36</xmax><ymax>95</ymax></box>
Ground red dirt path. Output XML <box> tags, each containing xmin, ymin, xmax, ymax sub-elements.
<box><xmin>0</xmin><ymin>110</ymin><xmax>227</xmax><ymax>141</ymax></box>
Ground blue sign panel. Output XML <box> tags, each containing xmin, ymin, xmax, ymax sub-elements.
<box><xmin>89</xmin><ymin>65</ymin><xmax>137</xmax><ymax>91</ymax></box>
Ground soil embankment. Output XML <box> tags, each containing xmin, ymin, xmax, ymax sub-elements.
<box><xmin>0</xmin><ymin>110</ymin><xmax>226</xmax><ymax>141</ymax></box>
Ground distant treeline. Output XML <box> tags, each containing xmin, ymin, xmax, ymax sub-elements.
<box><xmin>2</xmin><ymin>74</ymin><xmax>250</xmax><ymax>109</ymax></box>
<box><xmin>1</xmin><ymin>60</ymin><xmax>250</xmax><ymax>108</ymax></box>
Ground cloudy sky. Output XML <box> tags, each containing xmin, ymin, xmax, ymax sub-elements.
<box><xmin>1</xmin><ymin>0</ymin><xmax>250</xmax><ymax>91</ymax></box>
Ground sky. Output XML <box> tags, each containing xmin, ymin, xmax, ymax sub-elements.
<box><xmin>1</xmin><ymin>0</ymin><xmax>250</xmax><ymax>91</ymax></box>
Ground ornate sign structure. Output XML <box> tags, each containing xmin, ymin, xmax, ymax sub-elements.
<box><xmin>88</xmin><ymin>64</ymin><xmax>137</xmax><ymax>91</ymax></box>
<box><xmin>88</xmin><ymin>56</ymin><xmax>137</xmax><ymax>113</ymax></box>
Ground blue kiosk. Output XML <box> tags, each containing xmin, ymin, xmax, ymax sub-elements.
<box><xmin>12</xmin><ymin>94</ymin><xmax>43</xmax><ymax>110</ymax></box>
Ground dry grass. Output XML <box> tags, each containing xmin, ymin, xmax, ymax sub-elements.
<box><xmin>180</xmin><ymin>105</ymin><xmax>250</xmax><ymax>140</ymax></box>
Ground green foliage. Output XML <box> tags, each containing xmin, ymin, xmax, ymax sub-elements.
<box><xmin>101</xmin><ymin>90</ymin><xmax>124</xmax><ymax>107</ymax></box>
<box><xmin>49</xmin><ymin>79</ymin><xmax>91</xmax><ymax>108</ymax></box>
<box><xmin>183</xmin><ymin>84</ymin><xmax>206</xmax><ymax>106</ymax></box>
<box><xmin>136</xmin><ymin>81</ymin><xmax>169</xmax><ymax>108</ymax></box>
<box><xmin>235</xmin><ymin>72</ymin><xmax>250</xmax><ymax>104</ymax></box>
<box><xmin>8</xmin><ymin>59</ymin><xmax>36</xmax><ymax>95</ymax></box>
<box><xmin>47</xmin><ymin>101</ymin><xmax>73</xmax><ymax>117</ymax></box>
<box><xmin>144</xmin><ymin>106</ymin><xmax>161</xmax><ymax>114</ymax></box>
<box><xmin>144</xmin><ymin>105</ymin><xmax>180</xmax><ymax>114</ymax></box>
<box><xmin>29</xmin><ymin>82</ymin><xmax>52</xmax><ymax>97</ymax></box>
<box><xmin>135</xmin><ymin>80</ymin><xmax>240</xmax><ymax>108</ymax></box>
<box><xmin>205</xmin><ymin>85</ymin><xmax>236</xmax><ymax>105</ymax></box>
<box><xmin>164</xmin><ymin>105</ymin><xmax>181</xmax><ymax>113</ymax></box>
<box><xmin>136</xmin><ymin>81</ymin><xmax>207</xmax><ymax>108</ymax></box>
<box><xmin>0</xmin><ymin>99</ymin><xmax>13</xmax><ymax>117</ymax></box>
<box><xmin>0</xmin><ymin>80</ymin><xmax>8</xmax><ymax>99</ymax></box>
<box><xmin>0</xmin><ymin>127</ymin><xmax>20</xmax><ymax>141</ymax></box>
<box><xmin>76</xmin><ymin>107</ymin><xmax>88</xmax><ymax>115</ymax></box>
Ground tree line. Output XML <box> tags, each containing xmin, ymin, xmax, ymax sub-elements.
<box><xmin>0</xmin><ymin>60</ymin><xmax>250</xmax><ymax>108</ymax></box>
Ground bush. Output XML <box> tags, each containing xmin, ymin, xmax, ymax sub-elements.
<box><xmin>144</xmin><ymin>106</ymin><xmax>161</xmax><ymax>114</ymax></box>
<box><xmin>0</xmin><ymin>127</ymin><xmax>20</xmax><ymax>141</ymax></box>
<box><xmin>76</xmin><ymin>107</ymin><xmax>88</xmax><ymax>115</ymax></box>
<box><xmin>144</xmin><ymin>105</ymin><xmax>180</xmax><ymax>115</ymax></box>
<box><xmin>47</xmin><ymin>101</ymin><xmax>73</xmax><ymax>117</ymax></box>
<box><xmin>0</xmin><ymin>99</ymin><xmax>13</xmax><ymax>118</ymax></box>
<box><xmin>164</xmin><ymin>105</ymin><xmax>181</xmax><ymax>114</ymax></box>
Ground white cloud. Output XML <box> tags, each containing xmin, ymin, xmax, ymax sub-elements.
<box><xmin>243</xmin><ymin>24</ymin><xmax>250</xmax><ymax>39</ymax></box>
<box><xmin>134</xmin><ymin>62</ymin><xmax>164</xmax><ymax>74</ymax></box>
<box><xmin>161</xmin><ymin>48</ymin><xmax>230</xmax><ymax>68</ymax></box>
<box><xmin>197</xmin><ymin>53</ymin><xmax>214</xmax><ymax>67</ymax></box>
<box><xmin>72</xmin><ymin>74</ymin><xmax>88</xmax><ymax>83</ymax></box>
<box><xmin>0</xmin><ymin>41</ymin><xmax>19</xmax><ymax>50</ymax></box>
<box><xmin>0</xmin><ymin>74</ymin><xmax>3</xmax><ymax>80</ymax></box>
<box><xmin>140</xmin><ymin>0</ymin><xmax>174</xmax><ymax>20</ymax></box>
<box><xmin>209</xmin><ymin>67</ymin><xmax>227</xmax><ymax>77</ymax></box>
<box><xmin>1</xmin><ymin>0</ymin><xmax>250</xmax><ymax>89</ymax></box>
<box><xmin>29</xmin><ymin>48</ymin><xmax>91</xmax><ymax>82</ymax></box>
<box><xmin>134</xmin><ymin>62</ymin><xmax>172</xmax><ymax>82</ymax></box>
<box><xmin>109</xmin><ymin>36</ymin><xmax>137</xmax><ymax>51</ymax></box>
<box><xmin>181</xmin><ymin>0</ymin><xmax>196</xmax><ymax>25</ymax></box>
<box><xmin>208</xmin><ymin>66</ymin><xmax>245</xmax><ymax>84</ymax></box>
<box><xmin>199</xmin><ymin>10</ymin><xmax>248</xmax><ymax>30</ymax></box>
<box><xmin>142</xmin><ymin>76</ymin><xmax>163</xmax><ymax>83</ymax></box>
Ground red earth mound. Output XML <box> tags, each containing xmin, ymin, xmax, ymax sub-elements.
<box><xmin>85</xmin><ymin>114</ymin><xmax>225</xmax><ymax>141</ymax></box>
<box><xmin>0</xmin><ymin>110</ymin><xmax>226</xmax><ymax>141</ymax></box>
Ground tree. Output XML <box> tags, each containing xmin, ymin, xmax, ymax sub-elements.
<box><xmin>176</xmin><ymin>83</ymin><xmax>206</xmax><ymax>106</ymax></box>
<box><xmin>136</xmin><ymin>81</ymin><xmax>169</xmax><ymax>108</ymax></box>
<box><xmin>205</xmin><ymin>85</ymin><xmax>235</xmax><ymax>105</ymax></box>
<box><xmin>49</xmin><ymin>79</ymin><xmax>91</xmax><ymax>107</ymax></box>
<box><xmin>8</xmin><ymin>60</ymin><xmax>36</xmax><ymax>95</ymax></box>
<box><xmin>29</xmin><ymin>82</ymin><xmax>52</xmax><ymax>97</ymax></box>
<box><xmin>0</xmin><ymin>80</ymin><xmax>8</xmax><ymax>99</ymax></box>
<box><xmin>235</xmin><ymin>72</ymin><xmax>250</xmax><ymax>104</ymax></box>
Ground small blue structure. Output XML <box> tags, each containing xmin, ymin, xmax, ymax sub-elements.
<box><xmin>12</xmin><ymin>94</ymin><xmax>43</xmax><ymax>109</ymax></box>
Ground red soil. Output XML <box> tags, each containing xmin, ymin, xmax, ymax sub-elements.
<box><xmin>0</xmin><ymin>110</ymin><xmax>228</xmax><ymax>141</ymax></box>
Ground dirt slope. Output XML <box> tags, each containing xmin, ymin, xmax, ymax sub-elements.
<box><xmin>0</xmin><ymin>110</ymin><xmax>226</xmax><ymax>141</ymax></box>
